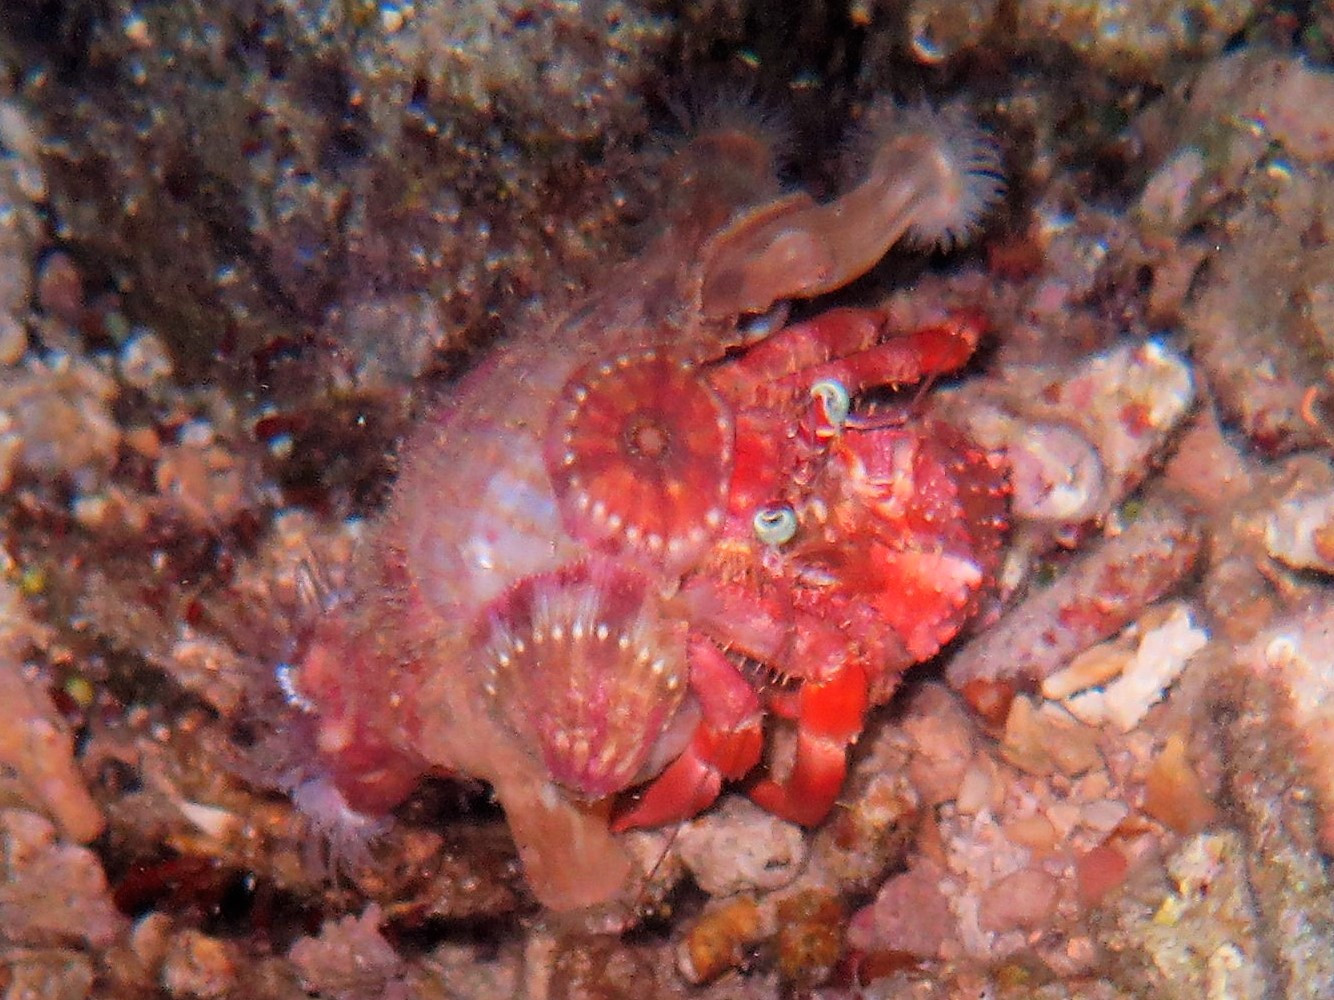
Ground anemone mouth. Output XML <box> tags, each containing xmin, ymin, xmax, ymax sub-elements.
<box><xmin>480</xmin><ymin>560</ymin><xmax>689</xmax><ymax>800</ymax></box>
<box><xmin>546</xmin><ymin>351</ymin><xmax>732</xmax><ymax>570</ymax></box>
<box><xmin>851</xmin><ymin>100</ymin><xmax>1005</xmax><ymax>252</ymax></box>
<box><xmin>900</xmin><ymin>102</ymin><xmax>1005</xmax><ymax>251</ymax></box>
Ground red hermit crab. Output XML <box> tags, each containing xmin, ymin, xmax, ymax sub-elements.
<box><xmin>275</xmin><ymin>102</ymin><xmax>1008</xmax><ymax>910</ymax></box>
<box><xmin>611</xmin><ymin>306</ymin><xmax>1008</xmax><ymax>832</ymax></box>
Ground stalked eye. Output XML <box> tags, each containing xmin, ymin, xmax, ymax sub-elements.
<box><xmin>810</xmin><ymin>379</ymin><xmax>850</xmax><ymax>431</ymax></box>
<box><xmin>752</xmin><ymin>503</ymin><xmax>798</xmax><ymax>546</ymax></box>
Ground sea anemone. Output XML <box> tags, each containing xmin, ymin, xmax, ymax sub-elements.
<box><xmin>850</xmin><ymin>100</ymin><xmax>1006</xmax><ymax>252</ymax></box>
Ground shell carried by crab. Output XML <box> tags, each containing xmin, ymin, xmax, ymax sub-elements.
<box><xmin>273</xmin><ymin>99</ymin><xmax>1010</xmax><ymax>911</ymax></box>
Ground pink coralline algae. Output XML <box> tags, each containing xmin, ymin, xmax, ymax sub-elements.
<box><xmin>947</xmin><ymin>495</ymin><xmax>1202</xmax><ymax>692</ymax></box>
<box><xmin>1244</xmin><ymin>601</ymin><xmax>1334</xmax><ymax>854</ymax></box>
<box><xmin>0</xmin><ymin>574</ymin><xmax>104</xmax><ymax>845</ymax></box>
<box><xmin>268</xmin><ymin>102</ymin><xmax>1008</xmax><ymax>911</ymax></box>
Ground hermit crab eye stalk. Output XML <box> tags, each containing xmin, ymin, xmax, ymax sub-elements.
<box><xmin>753</xmin><ymin>503</ymin><xmax>799</xmax><ymax>546</ymax></box>
<box><xmin>810</xmin><ymin>379</ymin><xmax>850</xmax><ymax>433</ymax></box>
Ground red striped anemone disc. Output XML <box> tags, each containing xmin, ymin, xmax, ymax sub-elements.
<box><xmin>545</xmin><ymin>351</ymin><xmax>732</xmax><ymax>572</ymax></box>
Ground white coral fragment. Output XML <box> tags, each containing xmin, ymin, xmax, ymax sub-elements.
<box><xmin>1065</xmin><ymin>339</ymin><xmax>1195</xmax><ymax>487</ymax></box>
<box><xmin>1055</xmin><ymin>602</ymin><xmax>1209</xmax><ymax>732</ymax></box>
<box><xmin>1264</xmin><ymin>482</ymin><xmax>1334</xmax><ymax>574</ymax></box>
<box><xmin>675</xmin><ymin>797</ymin><xmax>807</xmax><ymax>897</ymax></box>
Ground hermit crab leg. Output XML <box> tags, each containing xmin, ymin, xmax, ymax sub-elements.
<box><xmin>748</xmin><ymin>661</ymin><xmax>870</xmax><ymax>827</ymax></box>
<box><xmin>612</xmin><ymin>635</ymin><xmax>763</xmax><ymax>831</ymax></box>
